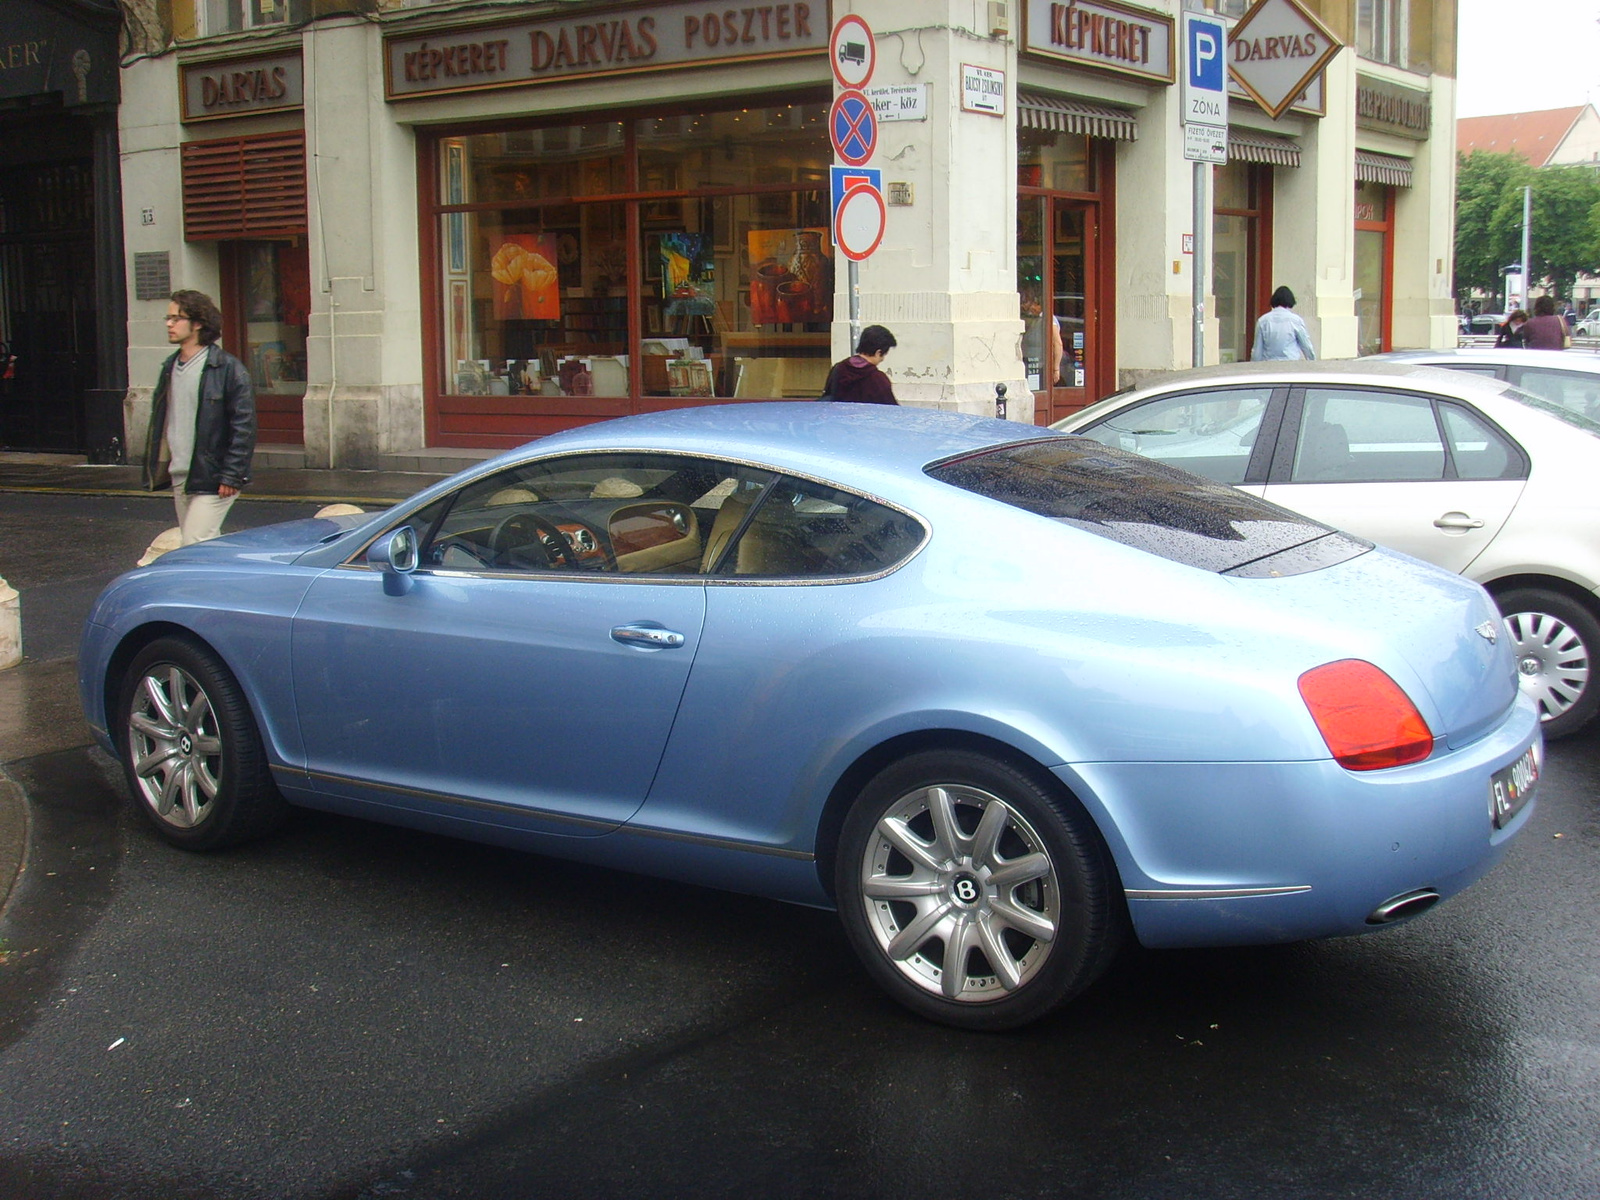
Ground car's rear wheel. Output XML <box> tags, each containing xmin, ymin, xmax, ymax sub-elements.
<box><xmin>119</xmin><ymin>636</ymin><xmax>286</xmax><ymax>849</ymax></box>
<box><xmin>1496</xmin><ymin>588</ymin><xmax>1600</xmax><ymax>740</ymax></box>
<box><xmin>835</xmin><ymin>750</ymin><xmax>1122</xmax><ymax>1030</ymax></box>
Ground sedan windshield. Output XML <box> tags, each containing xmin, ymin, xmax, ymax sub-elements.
<box><xmin>1503</xmin><ymin>383</ymin><xmax>1600</xmax><ymax>432</ymax></box>
<box><xmin>927</xmin><ymin>437</ymin><xmax>1370</xmax><ymax>577</ymax></box>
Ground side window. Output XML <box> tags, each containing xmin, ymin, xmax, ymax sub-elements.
<box><xmin>1439</xmin><ymin>403</ymin><xmax>1524</xmax><ymax>481</ymax></box>
<box><xmin>1294</xmin><ymin>389</ymin><xmax>1444</xmax><ymax>483</ymax></box>
<box><xmin>1076</xmin><ymin>388</ymin><xmax>1272</xmax><ymax>485</ymax></box>
<box><xmin>713</xmin><ymin>476</ymin><xmax>924</xmax><ymax>579</ymax></box>
<box><xmin>401</xmin><ymin>452</ymin><xmax>775</xmax><ymax>576</ymax></box>
<box><xmin>1515</xmin><ymin>369</ymin><xmax>1600</xmax><ymax>421</ymax></box>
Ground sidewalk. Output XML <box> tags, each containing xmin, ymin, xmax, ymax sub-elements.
<box><xmin>0</xmin><ymin>452</ymin><xmax>453</xmax><ymax>506</ymax></box>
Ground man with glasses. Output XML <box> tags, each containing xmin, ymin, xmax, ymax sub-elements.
<box><xmin>143</xmin><ymin>290</ymin><xmax>257</xmax><ymax>544</ymax></box>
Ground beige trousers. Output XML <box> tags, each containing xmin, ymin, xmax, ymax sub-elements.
<box><xmin>171</xmin><ymin>470</ymin><xmax>237</xmax><ymax>545</ymax></box>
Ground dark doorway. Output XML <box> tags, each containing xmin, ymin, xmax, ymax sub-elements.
<box><xmin>0</xmin><ymin>118</ymin><xmax>99</xmax><ymax>451</ymax></box>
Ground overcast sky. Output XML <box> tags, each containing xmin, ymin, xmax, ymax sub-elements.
<box><xmin>1454</xmin><ymin>0</ymin><xmax>1600</xmax><ymax>118</ymax></box>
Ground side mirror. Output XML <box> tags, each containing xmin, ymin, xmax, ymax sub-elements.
<box><xmin>368</xmin><ymin>526</ymin><xmax>418</xmax><ymax>594</ymax></box>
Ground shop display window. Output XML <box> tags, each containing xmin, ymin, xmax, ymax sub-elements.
<box><xmin>222</xmin><ymin>239</ymin><xmax>310</xmax><ymax>443</ymax></box>
<box><xmin>428</xmin><ymin>102</ymin><xmax>832</xmax><ymax>422</ymax></box>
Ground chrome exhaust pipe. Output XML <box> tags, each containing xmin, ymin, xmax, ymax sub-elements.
<box><xmin>1366</xmin><ymin>888</ymin><xmax>1441</xmax><ymax>925</ymax></box>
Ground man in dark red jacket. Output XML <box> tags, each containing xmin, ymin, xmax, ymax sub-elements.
<box><xmin>821</xmin><ymin>325</ymin><xmax>898</xmax><ymax>404</ymax></box>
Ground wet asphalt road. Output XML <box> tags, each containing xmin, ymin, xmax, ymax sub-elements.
<box><xmin>1</xmin><ymin>491</ymin><xmax>1597</xmax><ymax>1199</ymax></box>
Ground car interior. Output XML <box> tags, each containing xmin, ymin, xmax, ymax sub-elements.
<box><xmin>376</xmin><ymin>451</ymin><xmax>926</xmax><ymax>581</ymax></box>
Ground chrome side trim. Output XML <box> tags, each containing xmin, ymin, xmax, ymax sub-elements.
<box><xmin>272</xmin><ymin>768</ymin><xmax>815</xmax><ymax>861</ymax></box>
<box><xmin>1124</xmin><ymin>885</ymin><xmax>1312</xmax><ymax>900</ymax></box>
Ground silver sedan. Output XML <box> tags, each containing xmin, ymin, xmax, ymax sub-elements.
<box><xmin>1054</xmin><ymin>359</ymin><xmax>1600</xmax><ymax>737</ymax></box>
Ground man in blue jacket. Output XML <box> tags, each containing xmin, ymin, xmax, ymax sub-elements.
<box><xmin>143</xmin><ymin>290</ymin><xmax>257</xmax><ymax>545</ymax></box>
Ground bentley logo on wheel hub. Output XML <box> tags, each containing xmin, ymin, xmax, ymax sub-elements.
<box><xmin>951</xmin><ymin>873</ymin><xmax>981</xmax><ymax>906</ymax></box>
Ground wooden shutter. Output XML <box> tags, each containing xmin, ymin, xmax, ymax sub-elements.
<box><xmin>181</xmin><ymin>130</ymin><xmax>308</xmax><ymax>240</ymax></box>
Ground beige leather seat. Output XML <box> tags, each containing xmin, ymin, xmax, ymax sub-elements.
<box><xmin>700</xmin><ymin>489</ymin><xmax>756</xmax><ymax>573</ymax></box>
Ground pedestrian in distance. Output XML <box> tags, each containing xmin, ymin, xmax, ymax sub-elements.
<box><xmin>1521</xmin><ymin>295</ymin><xmax>1572</xmax><ymax>351</ymax></box>
<box><xmin>820</xmin><ymin>325</ymin><xmax>899</xmax><ymax>404</ymax></box>
<box><xmin>1494</xmin><ymin>309</ymin><xmax>1529</xmax><ymax>348</ymax></box>
<box><xmin>143</xmin><ymin>289</ymin><xmax>257</xmax><ymax>545</ymax></box>
<box><xmin>1251</xmin><ymin>286</ymin><xmax>1316</xmax><ymax>361</ymax></box>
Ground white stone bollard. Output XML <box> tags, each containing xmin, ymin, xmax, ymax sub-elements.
<box><xmin>137</xmin><ymin>528</ymin><xmax>183</xmax><ymax>567</ymax></box>
<box><xmin>0</xmin><ymin>576</ymin><xmax>19</xmax><ymax>670</ymax></box>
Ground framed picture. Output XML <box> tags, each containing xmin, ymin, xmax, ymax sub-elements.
<box><xmin>643</xmin><ymin>234</ymin><xmax>663</xmax><ymax>282</ymax></box>
<box><xmin>445</xmin><ymin>142</ymin><xmax>468</xmax><ymax>273</ymax></box>
<box><xmin>667</xmin><ymin>357</ymin><xmax>715</xmax><ymax>398</ymax></box>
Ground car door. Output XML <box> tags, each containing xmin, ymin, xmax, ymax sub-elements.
<box><xmin>1261</xmin><ymin>386</ymin><xmax>1527</xmax><ymax>574</ymax></box>
<box><xmin>289</xmin><ymin>451</ymin><xmax>753</xmax><ymax>835</ymax></box>
<box><xmin>1065</xmin><ymin>385</ymin><xmax>1284</xmax><ymax>494</ymax></box>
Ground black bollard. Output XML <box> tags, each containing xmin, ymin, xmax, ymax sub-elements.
<box><xmin>995</xmin><ymin>381</ymin><xmax>1008</xmax><ymax>420</ymax></box>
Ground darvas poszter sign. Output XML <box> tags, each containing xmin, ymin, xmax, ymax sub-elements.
<box><xmin>385</xmin><ymin>0</ymin><xmax>826</xmax><ymax>100</ymax></box>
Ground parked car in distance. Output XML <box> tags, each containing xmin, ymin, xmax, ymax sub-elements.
<box><xmin>1369</xmin><ymin>348</ymin><xmax>1600</xmax><ymax>421</ymax></box>
<box><xmin>80</xmin><ymin>404</ymin><xmax>1539</xmax><ymax>1030</ymax></box>
<box><xmin>1574</xmin><ymin>313</ymin><xmax>1600</xmax><ymax>338</ymax></box>
<box><xmin>1054</xmin><ymin>359</ymin><xmax>1600</xmax><ymax>738</ymax></box>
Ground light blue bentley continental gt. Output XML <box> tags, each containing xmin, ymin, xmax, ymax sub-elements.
<box><xmin>80</xmin><ymin>403</ymin><xmax>1540</xmax><ymax>1029</ymax></box>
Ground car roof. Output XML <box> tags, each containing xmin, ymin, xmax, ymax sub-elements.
<box><xmin>1072</xmin><ymin>358</ymin><xmax>1518</xmax><ymax>413</ymax></box>
<box><xmin>493</xmin><ymin>402</ymin><xmax>1054</xmax><ymax>483</ymax></box>
<box><xmin>1372</xmin><ymin>348</ymin><xmax>1600</xmax><ymax>372</ymax></box>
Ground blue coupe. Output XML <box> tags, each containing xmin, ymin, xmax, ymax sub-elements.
<box><xmin>80</xmin><ymin>404</ymin><xmax>1540</xmax><ymax>1029</ymax></box>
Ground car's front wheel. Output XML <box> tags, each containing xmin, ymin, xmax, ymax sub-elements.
<box><xmin>119</xmin><ymin>636</ymin><xmax>286</xmax><ymax>849</ymax></box>
<box><xmin>835</xmin><ymin>750</ymin><xmax>1123</xmax><ymax>1030</ymax></box>
<box><xmin>1496</xmin><ymin>588</ymin><xmax>1600</xmax><ymax>740</ymax></box>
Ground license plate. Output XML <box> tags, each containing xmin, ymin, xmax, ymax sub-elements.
<box><xmin>1490</xmin><ymin>744</ymin><xmax>1540</xmax><ymax>829</ymax></box>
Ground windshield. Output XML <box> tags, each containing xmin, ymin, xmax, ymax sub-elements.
<box><xmin>926</xmin><ymin>437</ymin><xmax>1369</xmax><ymax>577</ymax></box>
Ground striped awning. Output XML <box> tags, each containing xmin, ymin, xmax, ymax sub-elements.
<box><xmin>1018</xmin><ymin>92</ymin><xmax>1139</xmax><ymax>141</ymax></box>
<box><xmin>1354</xmin><ymin>149</ymin><xmax>1414</xmax><ymax>187</ymax></box>
<box><xmin>1228</xmin><ymin>128</ymin><xmax>1301</xmax><ymax>168</ymax></box>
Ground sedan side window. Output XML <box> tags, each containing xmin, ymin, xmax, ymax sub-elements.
<box><xmin>1294</xmin><ymin>390</ymin><xmax>1444</xmax><ymax>483</ymax></box>
<box><xmin>712</xmin><ymin>476</ymin><xmax>925</xmax><ymax>579</ymax></box>
<box><xmin>1515</xmin><ymin>369</ymin><xmax>1600</xmax><ymax>420</ymax></box>
<box><xmin>1438</xmin><ymin>403</ymin><xmax>1524</xmax><ymax>481</ymax></box>
<box><xmin>1075</xmin><ymin>389</ymin><xmax>1271</xmax><ymax>485</ymax></box>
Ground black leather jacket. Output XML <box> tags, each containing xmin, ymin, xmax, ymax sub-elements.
<box><xmin>143</xmin><ymin>344</ymin><xmax>257</xmax><ymax>494</ymax></box>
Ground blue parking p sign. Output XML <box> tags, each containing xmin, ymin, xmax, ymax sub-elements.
<box><xmin>1181</xmin><ymin>12</ymin><xmax>1229</xmax><ymax>128</ymax></box>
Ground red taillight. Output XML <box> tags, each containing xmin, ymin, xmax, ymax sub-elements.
<box><xmin>1298</xmin><ymin>659</ymin><xmax>1434</xmax><ymax>771</ymax></box>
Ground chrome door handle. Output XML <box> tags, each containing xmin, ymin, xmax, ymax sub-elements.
<box><xmin>1433</xmin><ymin>513</ymin><xmax>1485</xmax><ymax>530</ymax></box>
<box><xmin>611</xmin><ymin>624</ymin><xmax>686</xmax><ymax>649</ymax></box>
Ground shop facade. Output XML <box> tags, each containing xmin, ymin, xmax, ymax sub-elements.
<box><xmin>116</xmin><ymin>0</ymin><xmax>1462</xmax><ymax>467</ymax></box>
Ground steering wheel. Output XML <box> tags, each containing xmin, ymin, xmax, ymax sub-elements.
<box><xmin>489</xmin><ymin>512</ymin><xmax>577</xmax><ymax>570</ymax></box>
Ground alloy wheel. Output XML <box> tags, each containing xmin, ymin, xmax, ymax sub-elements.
<box><xmin>127</xmin><ymin>663</ymin><xmax>224</xmax><ymax>829</ymax></box>
<box><xmin>858</xmin><ymin>783</ymin><xmax>1060</xmax><ymax>1003</ymax></box>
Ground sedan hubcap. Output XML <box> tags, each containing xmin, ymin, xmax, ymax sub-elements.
<box><xmin>127</xmin><ymin>665</ymin><xmax>223</xmax><ymax>828</ymax></box>
<box><xmin>859</xmin><ymin>785</ymin><xmax>1059</xmax><ymax>1003</ymax></box>
<box><xmin>1504</xmin><ymin>611</ymin><xmax>1589</xmax><ymax>721</ymax></box>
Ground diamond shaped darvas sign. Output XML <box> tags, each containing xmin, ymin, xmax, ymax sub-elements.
<box><xmin>1227</xmin><ymin>0</ymin><xmax>1342</xmax><ymax>120</ymax></box>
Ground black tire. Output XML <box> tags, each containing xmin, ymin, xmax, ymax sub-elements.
<box><xmin>118</xmin><ymin>636</ymin><xmax>287</xmax><ymax>850</ymax></box>
<box><xmin>835</xmin><ymin>750</ymin><xmax>1124</xmax><ymax>1030</ymax></box>
<box><xmin>1495</xmin><ymin>587</ymin><xmax>1600</xmax><ymax>740</ymax></box>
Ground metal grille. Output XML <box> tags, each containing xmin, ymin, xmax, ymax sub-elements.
<box><xmin>181</xmin><ymin>130</ymin><xmax>308</xmax><ymax>240</ymax></box>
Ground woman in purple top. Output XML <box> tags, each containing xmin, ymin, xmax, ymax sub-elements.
<box><xmin>1521</xmin><ymin>295</ymin><xmax>1571</xmax><ymax>351</ymax></box>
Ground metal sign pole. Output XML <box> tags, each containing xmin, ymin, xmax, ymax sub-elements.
<box><xmin>1192</xmin><ymin>159</ymin><xmax>1206</xmax><ymax>368</ymax></box>
<box><xmin>849</xmin><ymin>260</ymin><xmax>861</xmax><ymax>351</ymax></box>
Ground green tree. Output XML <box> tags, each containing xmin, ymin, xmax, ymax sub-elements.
<box><xmin>1455</xmin><ymin>151</ymin><xmax>1527</xmax><ymax>303</ymax></box>
<box><xmin>1457</xmin><ymin>153</ymin><xmax>1600</xmax><ymax>305</ymax></box>
<box><xmin>1499</xmin><ymin>165</ymin><xmax>1600</xmax><ymax>298</ymax></box>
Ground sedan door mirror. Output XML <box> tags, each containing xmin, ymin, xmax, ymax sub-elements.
<box><xmin>368</xmin><ymin>526</ymin><xmax>419</xmax><ymax>594</ymax></box>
